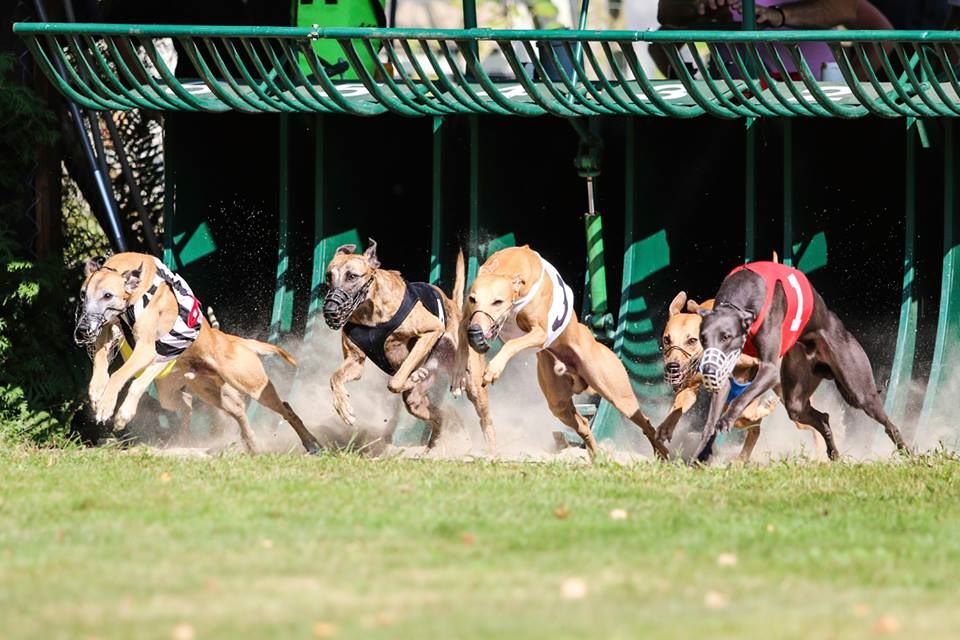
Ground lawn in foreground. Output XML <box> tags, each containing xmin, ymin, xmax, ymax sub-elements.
<box><xmin>1</xmin><ymin>448</ymin><xmax>958</xmax><ymax>639</ymax></box>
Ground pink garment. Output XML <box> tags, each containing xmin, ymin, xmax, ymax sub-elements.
<box><xmin>730</xmin><ymin>0</ymin><xmax>837</xmax><ymax>80</ymax></box>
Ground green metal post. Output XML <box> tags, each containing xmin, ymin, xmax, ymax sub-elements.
<box><xmin>782</xmin><ymin>119</ymin><xmax>793</xmax><ymax>266</ymax></box>
<box><xmin>917</xmin><ymin>119</ymin><xmax>960</xmax><ymax>446</ymax></box>
<box><xmin>468</xmin><ymin>115</ymin><xmax>480</xmax><ymax>283</ymax></box>
<box><xmin>430</xmin><ymin>116</ymin><xmax>444</xmax><ymax>285</ymax></box>
<box><xmin>884</xmin><ymin>118</ymin><xmax>919</xmax><ymax>424</ymax></box>
<box><xmin>304</xmin><ymin>114</ymin><xmax>327</xmax><ymax>342</ymax></box>
<box><xmin>269</xmin><ymin>113</ymin><xmax>295</xmax><ymax>343</ymax></box>
<box><xmin>162</xmin><ymin>116</ymin><xmax>176</xmax><ymax>269</ymax></box>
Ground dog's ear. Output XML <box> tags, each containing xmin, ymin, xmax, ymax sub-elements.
<box><xmin>686</xmin><ymin>299</ymin><xmax>701</xmax><ymax>313</ymax></box>
<box><xmin>668</xmin><ymin>291</ymin><xmax>687</xmax><ymax>316</ymax></box>
<box><xmin>122</xmin><ymin>262</ymin><xmax>143</xmax><ymax>293</ymax></box>
<box><xmin>736</xmin><ymin>307</ymin><xmax>756</xmax><ymax>331</ymax></box>
<box><xmin>479</xmin><ymin>257</ymin><xmax>500</xmax><ymax>275</ymax></box>
<box><xmin>363</xmin><ymin>238</ymin><xmax>380</xmax><ymax>268</ymax></box>
<box><xmin>512</xmin><ymin>274</ymin><xmax>525</xmax><ymax>293</ymax></box>
<box><xmin>84</xmin><ymin>256</ymin><xmax>107</xmax><ymax>277</ymax></box>
<box><xmin>334</xmin><ymin>243</ymin><xmax>357</xmax><ymax>256</ymax></box>
<box><xmin>772</xmin><ymin>250</ymin><xmax>780</xmax><ymax>264</ymax></box>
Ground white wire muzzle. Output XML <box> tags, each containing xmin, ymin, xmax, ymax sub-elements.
<box><xmin>699</xmin><ymin>347</ymin><xmax>741</xmax><ymax>393</ymax></box>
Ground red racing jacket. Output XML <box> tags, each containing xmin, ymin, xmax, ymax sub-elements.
<box><xmin>727</xmin><ymin>261</ymin><xmax>814</xmax><ymax>358</ymax></box>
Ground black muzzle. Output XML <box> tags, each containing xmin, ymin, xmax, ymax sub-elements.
<box><xmin>466</xmin><ymin>309</ymin><xmax>510</xmax><ymax>354</ymax></box>
<box><xmin>322</xmin><ymin>278</ymin><xmax>372</xmax><ymax>330</ymax></box>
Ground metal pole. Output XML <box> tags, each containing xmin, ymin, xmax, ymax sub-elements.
<box><xmin>42</xmin><ymin>0</ymin><xmax>127</xmax><ymax>252</ymax></box>
<box><xmin>917</xmin><ymin>119</ymin><xmax>960</xmax><ymax>445</ymax></box>
<box><xmin>884</xmin><ymin>118</ymin><xmax>919</xmax><ymax>426</ymax></box>
<box><xmin>430</xmin><ymin>116</ymin><xmax>444</xmax><ymax>286</ymax></box>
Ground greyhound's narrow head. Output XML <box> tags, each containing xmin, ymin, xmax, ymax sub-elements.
<box><xmin>322</xmin><ymin>240</ymin><xmax>377</xmax><ymax>330</ymax></box>
<box><xmin>75</xmin><ymin>256</ymin><xmax>142</xmax><ymax>351</ymax></box>
<box><xmin>661</xmin><ymin>291</ymin><xmax>711</xmax><ymax>391</ymax></box>
<box><xmin>697</xmin><ymin>301</ymin><xmax>754</xmax><ymax>393</ymax></box>
<box><xmin>464</xmin><ymin>268</ymin><xmax>523</xmax><ymax>353</ymax></box>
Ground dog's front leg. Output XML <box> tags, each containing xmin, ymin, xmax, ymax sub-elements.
<box><xmin>331</xmin><ymin>337</ymin><xmax>365</xmax><ymax>426</ymax></box>
<box><xmin>94</xmin><ymin>341</ymin><xmax>159</xmax><ymax>425</ymax></box>
<box><xmin>113</xmin><ymin>360</ymin><xmax>171</xmax><ymax>430</ymax></box>
<box><xmin>656</xmin><ymin>386</ymin><xmax>698</xmax><ymax>444</ymax></box>
<box><xmin>692</xmin><ymin>378</ymin><xmax>730</xmax><ymax>464</ymax></box>
<box><xmin>483</xmin><ymin>326</ymin><xmax>547</xmax><ymax>386</ymax></box>
<box><xmin>716</xmin><ymin>361</ymin><xmax>780</xmax><ymax>433</ymax></box>
<box><xmin>88</xmin><ymin>328</ymin><xmax>115</xmax><ymax>405</ymax></box>
<box><xmin>388</xmin><ymin>328</ymin><xmax>443</xmax><ymax>394</ymax></box>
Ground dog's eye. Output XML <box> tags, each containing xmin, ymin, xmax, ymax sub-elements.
<box><xmin>325</xmin><ymin>273</ymin><xmax>332</xmax><ymax>283</ymax></box>
<box><xmin>687</xmin><ymin>337</ymin><xmax>698</xmax><ymax>345</ymax></box>
<box><xmin>493</xmin><ymin>299</ymin><xmax>504</xmax><ymax>306</ymax></box>
<box><xmin>721</xmin><ymin>333</ymin><xmax>731</xmax><ymax>342</ymax></box>
<box><xmin>662</xmin><ymin>335</ymin><xmax>670</xmax><ymax>345</ymax></box>
<box><xmin>468</xmin><ymin>295</ymin><xmax>477</xmax><ymax>304</ymax></box>
<box><xmin>102</xmin><ymin>292</ymin><xmax>113</xmax><ymax>300</ymax></box>
<box><xmin>347</xmin><ymin>273</ymin><xmax>358</xmax><ymax>281</ymax></box>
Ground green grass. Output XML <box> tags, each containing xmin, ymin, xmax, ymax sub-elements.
<box><xmin>1</xmin><ymin>448</ymin><xmax>959</xmax><ymax>639</ymax></box>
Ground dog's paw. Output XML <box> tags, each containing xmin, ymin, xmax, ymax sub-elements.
<box><xmin>482</xmin><ymin>362</ymin><xmax>504</xmax><ymax>386</ymax></box>
<box><xmin>716</xmin><ymin>416</ymin><xmax>734</xmax><ymax>434</ymax></box>
<box><xmin>93</xmin><ymin>391</ymin><xmax>119</xmax><ymax>424</ymax></box>
<box><xmin>410</xmin><ymin>367</ymin><xmax>430</xmax><ymax>384</ymax></box>
<box><xmin>334</xmin><ymin>398</ymin><xmax>356</xmax><ymax>426</ymax></box>
<box><xmin>113</xmin><ymin>400</ymin><xmax>138</xmax><ymax>431</ymax></box>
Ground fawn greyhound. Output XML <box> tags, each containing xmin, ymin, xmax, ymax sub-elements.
<box><xmin>75</xmin><ymin>253</ymin><xmax>320</xmax><ymax>453</ymax></box>
<box><xmin>455</xmin><ymin>245</ymin><xmax>668</xmax><ymax>460</ymax></box>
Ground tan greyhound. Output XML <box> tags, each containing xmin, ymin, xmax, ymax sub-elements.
<box><xmin>455</xmin><ymin>245</ymin><xmax>668</xmax><ymax>460</ymax></box>
<box><xmin>658</xmin><ymin>292</ymin><xmax>780</xmax><ymax>461</ymax></box>
<box><xmin>75</xmin><ymin>253</ymin><xmax>320</xmax><ymax>453</ymax></box>
<box><xmin>324</xmin><ymin>241</ymin><xmax>491</xmax><ymax>448</ymax></box>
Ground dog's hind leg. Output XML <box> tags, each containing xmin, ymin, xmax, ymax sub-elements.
<box><xmin>189</xmin><ymin>378</ymin><xmax>259</xmax><ymax>454</ymax></box>
<box><xmin>254</xmin><ymin>381</ymin><xmax>321</xmax><ymax>454</ymax></box>
<box><xmin>209</xmin><ymin>343</ymin><xmax>321</xmax><ymax>454</ymax></box>
<box><xmin>738</xmin><ymin>426</ymin><xmax>760</xmax><ymax>462</ymax></box>
<box><xmin>815</xmin><ymin>319</ymin><xmax>910</xmax><ymax>454</ymax></box>
<box><xmin>403</xmin><ymin>388</ymin><xmax>444</xmax><ymax>449</ymax></box>
<box><xmin>574</xmin><ymin>342</ymin><xmax>668</xmax><ymax>460</ymax></box>
<box><xmin>781</xmin><ymin>349</ymin><xmax>838</xmax><ymax>460</ymax></box>
<box><xmin>536</xmin><ymin>352</ymin><xmax>598</xmax><ymax>459</ymax></box>
<box><xmin>156</xmin><ymin>374</ymin><xmax>193</xmax><ymax>444</ymax></box>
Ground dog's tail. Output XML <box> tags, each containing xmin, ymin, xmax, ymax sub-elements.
<box><xmin>451</xmin><ymin>248</ymin><xmax>466</xmax><ymax>309</ymax></box>
<box><xmin>239</xmin><ymin>338</ymin><xmax>298</xmax><ymax>367</ymax></box>
<box><xmin>772</xmin><ymin>250</ymin><xmax>779</xmax><ymax>264</ymax></box>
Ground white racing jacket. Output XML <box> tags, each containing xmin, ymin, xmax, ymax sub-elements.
<box><xmin>500</xmin><ymin>252</ymin><xmax>574</xmax><ymax>350</ymax></box>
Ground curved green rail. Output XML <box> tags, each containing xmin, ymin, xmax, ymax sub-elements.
<box><xmin>14</xmin><ymin>23</ymin><xmax>960</xmax><ymax>118</ymax></box>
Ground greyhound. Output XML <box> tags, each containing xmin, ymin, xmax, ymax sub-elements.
<box><xmin>455</xmin><ymin>245</ymin><xmax>668</xmax><ymax>460</ymax></box>
<box><xmin>324</xmin><ymin>240</ymin><xmax>491</xmax><ymax>449</ymax></box>
<box><xmin>693</xmin><ymin>260</ymin><xmax>909</xmax><ymax>463</ymax></box>
<box><xmin>658</xmin><ymin>292</ymin><xmax>782</xmax><ymax>461</ymax></box>
<box><xmin>75</xmin><ymin>253</ymin><xmax>320</xmax><ymax>454</ymax></box>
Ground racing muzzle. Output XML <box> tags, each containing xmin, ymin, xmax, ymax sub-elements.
<box><xmin>322</xmin><ymin>278</ymin><xmax>372</xmax><ymax>330</ymax></box>
<box><xmin>662</xmin><ymin>346</ymin><xmax>701</xmax><ymax>391</ymax></box>
<box><xmin>466</xmin><ymin>309</ymin><xmax>509</xmax><ymax>353</ymax></box>
<box><xmin>73</xmin><ymin>301</ymin><xmax>122</xmax><ymax>358</ymax></box>
<box><xmin>698</xmin><ymin>347</ymin><xmax>741</xmax><ymax>393</ymax></box>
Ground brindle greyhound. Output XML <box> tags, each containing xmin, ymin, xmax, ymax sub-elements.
<box><xmin>694</xmin><ymin>261</ymin><xmax>910</xmax><ymax>463</ymax></box>
<box><xmin>324</xmin><ymin>241</ymin><xmax>491</xmax><ymax>449</ymax></box>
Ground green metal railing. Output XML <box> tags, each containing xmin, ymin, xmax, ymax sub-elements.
<box><xmin>14</xmin><ymin>22</ymin><xmax>960</xmax><ymax>118</ymax></box>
